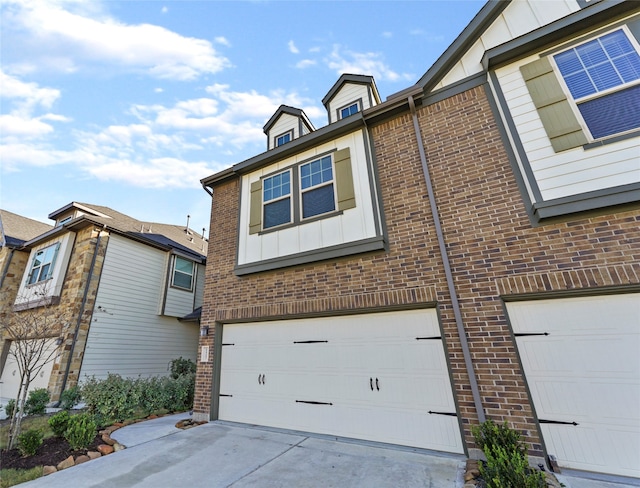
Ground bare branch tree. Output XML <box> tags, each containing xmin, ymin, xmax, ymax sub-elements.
<box><xmin>1</xmin><ymin>283</ymin><xmax>66</xmax><ymax>450</ymax></box>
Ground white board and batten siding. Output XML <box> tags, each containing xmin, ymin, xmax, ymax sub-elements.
<box><xmin>436</xmin><ymin>0</ymin><xmax>580</xmax><ymax>90</ymax></box>
<box><xmin>494</xmin><ymin>52</ymin><xmax>640</xmax><ymax>202</ymax></box>
<box><xmin>507</xmin><ymin>294</ymin><xmax>640</xmax><ymax>478</ymax></box>
<box><xmin>327</xmin><ymin>83</ymin><xmax>375</xmax><ymax>124</ymax></box>
<box><xmin>80</xmin><ymin>234</ymin><xmax>198</xmax><ymax>380</ymax></box>
<box><xmin>237</xmin><ymin>130</ymin><xmax>379</xmax><ymax>267</ymax></box>
<box><xmin>219</xmin><ymin>309</ymin><xmax>464</xmax><ymax>454</ymax></box>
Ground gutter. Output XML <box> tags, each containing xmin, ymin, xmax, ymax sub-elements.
<box><xmin>408</xmin><ymin>95</ymin><xmax>486</xmax><ymax>424</ymax></box>
<box><xmin>57</xmin><ymin>224</ymin><xmax>106</xmax><ymax>400</ymax></box>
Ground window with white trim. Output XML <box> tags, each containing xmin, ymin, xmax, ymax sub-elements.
<box><xmin>276</xmin><ymin>131</ymin><xmax>292</xmax><ymax>147</ymax></box>
<box><xmin>340</xmin><ymin>102</ymin><xmax>359</xmax><ymax>119</ymax></box>
<box><xmin>27</xmin><ymin>243</ymin><xmax>59</xmax><ymax>285</ymax></box>
<box><xmin>553</xmin><ymin>28</ymin><xmax>640</xmax><ymax>139</ymax></box>
<box><xmin>172</xmin><ymin>256</ymin><xmax>195</xmax><ymax>290</ymax></box>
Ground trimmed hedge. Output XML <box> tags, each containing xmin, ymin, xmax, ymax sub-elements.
<box><xmin>81</xmin><ymin>371</ymin><xmax>194</xmax><ymax>423</ymax></box>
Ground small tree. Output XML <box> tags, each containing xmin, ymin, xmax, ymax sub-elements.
<box><xmin>0</xmin><ymin>284</ymin><xmax>66</xmax><ymax>450</ymax></box>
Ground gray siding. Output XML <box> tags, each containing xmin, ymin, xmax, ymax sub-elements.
<box><xmin>80</xmin><ymin>235</ymin><xmax>198</xmax><ymax>380</ymax></box>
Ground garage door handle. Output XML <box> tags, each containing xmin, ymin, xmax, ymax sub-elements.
<box><xmin>258</xmin><ymin>374</ymin><xmax>266</xmax><ymax>385</ymax></box>
<box><xmin>514</xmin><ymin>332</ymin><xmax>549</xmax><ymax>337</ymax></box>
<box><xmin>370</xmin><ymin>378</ymin><xmax>374</xmax><ymax>391</ymax></box>
<box><xmin>376</xmin><ymin>378</ymin><xmax>380</xmax><ymax>391</ymax></box>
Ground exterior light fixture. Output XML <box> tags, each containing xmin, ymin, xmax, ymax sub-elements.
<box><xmin>200</xmin><ymin>325</ymin><xmax>209</xmax><ymax>337</ymax></box>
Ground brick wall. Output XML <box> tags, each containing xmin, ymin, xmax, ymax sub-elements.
<box><xmin>195</xmin><ymin>84</ymin><xmax>640</xmax><ymax>455</ymax></box>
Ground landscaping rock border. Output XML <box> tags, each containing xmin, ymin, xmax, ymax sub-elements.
<box><xmin>42</xmin><ymin>413</ymin><xmax>201</xmax><ymax>476</ymax></box>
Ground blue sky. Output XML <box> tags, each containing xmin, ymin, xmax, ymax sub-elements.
<box><xmin>1</xmin><ymin>0</ymin><xmax>485</xmax><ymax>232</ymax></box>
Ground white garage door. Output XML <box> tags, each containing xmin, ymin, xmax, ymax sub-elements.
<box><xmin>219</xmin><ymin>309</ymin><xmax>463</xmax><ymax>453</ymax></box>
<box><xmin>0</xmin><ymin>339</ymin><xmax>57</xmax><ymax>401</ymax></box>
<box><xmin>507</xmin><ymin>294</ymin><xmax>640</xmax><ymax>478</ymax></box>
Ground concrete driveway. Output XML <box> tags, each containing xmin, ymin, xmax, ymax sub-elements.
<box><xmin>21</xmin><ymin>415</ymin><xmax>465</xmax><ymax>487</ymax></box>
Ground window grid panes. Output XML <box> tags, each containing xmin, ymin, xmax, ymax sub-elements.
<box><xmin>340</xmin><ymin>103</ymin><xmax>359</xmax><ymax>119</ymax></box>
<box><xmin>300</xmin><ymin>156</ymin><xmax>335</xmax><ymax>219</ymax></box>
<box><xmin>554</xmin><ymin>29</ymin><xmax>640</xmax><ymax>100</ymax></box>
<box><xmin>28</xmin><ymin>244</ymin><xmax>57</xmax><ymax>285</ymax></box>
<box><xmin>172</xmin><ymin>256</ymin><xmax>194</xmax><ymax>290</ymax></box>
<box><xmin>263</xmin><ymin>170</ymin><xmax>292</xmax><ymax>229</ymax></box>
<box><xmin>276</xmin><ymin>133</ymin><xmax>291</xmax><ymax>147</ymax></box>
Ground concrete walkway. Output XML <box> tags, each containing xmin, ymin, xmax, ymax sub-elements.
<box><xmin>19</xmin><ymin>413</ymin><xmax>640</xmax><ymax>488</ymax></box>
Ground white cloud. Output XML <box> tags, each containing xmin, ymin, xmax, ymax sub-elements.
<box><xmin>214</xmin><ymin>36</ymin><xmax>231</xmax><ymax>47</ymax></box>
<box><xmin>0</xmin><ymin>114</ymin><xmax>55</xmax><ymax>138</ymax></box>
<box><xmin>288</xmin><ymin>40</ymin><xmax>299</xmax><ymax>54</ymax></box>
<box><xmin>6</xmin><ymin>1</ymin><xmax>231</xmax><ymax>80</ymax></box>
<box><xmin>161</xmin><ymin>6</ymin><xmax>168</xmax><ymax>14</ymax></box>
<box><xmin>0</xmin><ymin>70</ymin><xmax>60</xmax><ymax>110</ymax></box>
<box><xmin>326</xmin><ymin>45</ymin><xmax>413</xmax><ymax>82</ymax></box>
<box><xmin>296</xmin><ymin>59</ymin><xmax>317</xmax><ymax>69</ymax></box>
<box><xmin>382</xmin><ymin>31</ymin><xmax>392</xmax><ymax>39</ymax></box>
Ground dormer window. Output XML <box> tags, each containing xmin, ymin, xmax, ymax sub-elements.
<box><xmin>340</xmin><ymin>102</ymin><xmax>360</xmax><ymax>119</ymax></box>
<box><xmin>275</xmin><ymin>131</ymin><xmax>292</xmax><ymax>147</ymax></box>
<box><xmin>56</xmin><ymin>216</ymin><xmax>72</xmax><ymax>227</ymax></box>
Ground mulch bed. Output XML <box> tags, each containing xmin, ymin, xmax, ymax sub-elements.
<box><xmin>1</xmin><ymin>434</ymin><xmax>102</xmax><ymax>470</ymax></box>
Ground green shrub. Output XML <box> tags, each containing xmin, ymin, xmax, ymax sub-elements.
<box><xmin>81</xmin><ymin>372</ymin><xmax>195</xmax><ymax>421</ymax></box>
<box><xmin>17</xmin><ymin>429</ymin><xmax>43</xmax><ymax>456</ymax></box>
<box><xmin>25</xmin><ymin>389</ymin><xmax>50</xmax><ymax>416</ymax></box>
<box><xmin>169</xmin><ymin>357</ymin><xmax>196</xmax><ymax>379</ymax></box>
<box><xmin>472</xmin><ymin>420</ymin><xmax>546</xmax><ymax>488</ymax></box>
<box><xmin>59</xmin><ymin>386</ymin><xmax>81</xmax><ymax>410</ymax></box>
<box><xmin>48</xmin><ymin>410</ymin><xmax>71</xmax><ymax>437</ymax></box>
<box><xmin>471</xmin><ymin>419</ymin><xmax>526</xmax><ymax>458</ymax></box>
<box><xmin>3</xmin><ymin>399</ymin><xmax>16</xmax><ymax>418</ymax></box>
<box><xmin>64</xmin><ymin>413</ymin><xmax>97</xmax><ymax>450</ymax></box>
<box><xmin>81</xmin><ymin>374</ymin><xmax>137</xmax><ymax>422</ymax></box>
<box><xmin>480</xmin><ymin>444</ymin><xmax>546</xmax><ymax>488</ymax></box>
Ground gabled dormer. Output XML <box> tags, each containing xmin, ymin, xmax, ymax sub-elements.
<box><xmin>322</xmin><ymin>74</ymin><xmax>381</xmax><ymax>124</ymax></box>
<box><xmin>49</xmin><ymin>202</ymin><xmax>111</xmax><ymax>227</ymax></box>
<box><xmin>263</xmin><ymin>105</ymin><xmax>315</xmax><ymax>150</ymax></box>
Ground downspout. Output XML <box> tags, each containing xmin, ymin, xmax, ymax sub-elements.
<box><xmin>408</xmin><ymin>95</ymin><xmax>485</xmax><ymax>423</ymax></box>
<box><xmin>58</xmin><ymin>224</ymin><xmax>106</xmax><ymax>400</ymax></box>
<box><xmin>0</xmin><ymin>248</ymin><xmax>15</xmax><ymax>288</ymax></box>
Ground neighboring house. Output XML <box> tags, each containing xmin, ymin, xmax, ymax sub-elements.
<box><xmin>0</xmin><ymin>210</ymin><xmax>54</xmax><ymax>400</ymax></box>
<box><xmin>0</xmin><ymin>203</ymin><xmax>207</xmax><ymax>404</ymax></box>
<box><xmin>195</xmin><ymin>0</ymin><xmax>639</xmax><ymax>481</ymax></box>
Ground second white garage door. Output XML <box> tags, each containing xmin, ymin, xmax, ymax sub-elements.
<box><xmin>218</xmin><ymin>309</ymin><xmax>464</xmax><ymax>453</ymax></box>
<box><xmin>507</xmin><ymin>293</ymin><xmax>640</xmax><ymax>479</ymax></box>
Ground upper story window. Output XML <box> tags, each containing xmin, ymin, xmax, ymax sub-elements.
<box><xmin>276</xmin><ymin>131</ymin><xmax>292</xmax><ymax>147</ymax></box>
<box><xmin>248</xmin><ymin>148</ymin><xmax>355</xmax><ymax>236</ymax></box>
<box><xmin>553</xmin><ymin>28</ymin><xmax>640</xmax><ymax>139</ymax></box>
<box><xmin>300</xmin><ymin>156</ymin><xmax>335</xmax><ymax>218</ymax></box>
<box><xmin>171</xmin><ymin>256</ymin><xmax>195</xmax><ymax>291</ymax></box>
<box><xmin>340</xmin><ymin>102</ymin><xmax>359</xmax><ymax>119</ymax></box>
<box><xmin>27</xmin><ymin>243</ymin><xmax>59</xmax><ymax>285</ymax></box>
<box><xmin>56</xmin><ymin>216</ymin><xmax>72</xmax><ymax>227</ymax></box>
<box><xmin>263</xmin><ymin>171</ymin><xmax>292</xmax><ymax>229</ymax></box>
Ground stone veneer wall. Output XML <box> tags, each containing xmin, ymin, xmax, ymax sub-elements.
<box><xmin>194</xmin><ymin>84</ymin><xmax>640</xmax><ymax>455</ymax></box>
<box><xmin>0</xmin><ymin>247</ymin><xmax>31</xmax><ymax>377</ymax></box>
<box><xmin>47</xmin><ymin>226</ymin><xmax>108</xmax><ymax>401</ymax></box>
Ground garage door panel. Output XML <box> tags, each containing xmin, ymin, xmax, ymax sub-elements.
<box><xmin>508</xmin><ymin>293</ymin><xmax>640</xmax><ymax>478</ymax></box>
<box><xmin>219</xmin><ymin>310</ymin><xmax>463</xmax><ymax>453</ymax></box>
